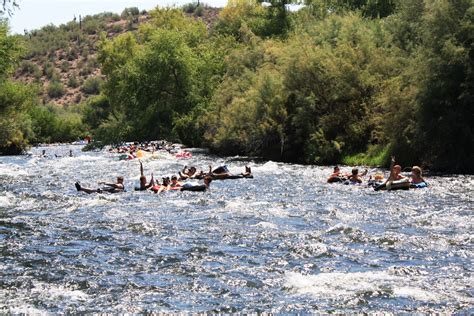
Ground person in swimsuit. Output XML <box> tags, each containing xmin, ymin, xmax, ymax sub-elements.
<box><xmin>181</xmin><ymin>176</ymin><xmax>212</xmax><ymax>192</ymax></box>
<box><xmin>75</xmin><ymin>176</ymin><xmax>125</xmax><ymax>194</ymax></box>
<box><xmin>374</xmin><ymin>156</ymin><xmax>409</xmax><ymax>191</ymax></box>
<box><xmin>207</xmin><ymin>165</ymin><xmax>252</xmax><ymax>180</ymax></box>
<box><xmin>346</xmin><ymin>168</ymin><xmax>367</xmax><ymax>184</ymax></box>
<box><xmin>179</xmin><ymin>166</ymin><xmax>204</xmax><ymax>180</ymax></box>
<box><xmin>327</xmin><ymin>166</ymin><xmax>346</xmax><ymax>183</ymax></box>
<box><xmin>410</xmin><ymin>166</ymin><xmax>428</xmax><ymax>188</ymax></box>
<box><xmin>151</xmin><ymin>177</ymin><xmax>170</xmax><ymax>194</ymax></box>
<box><xmin>135</xmin><ymin>160</ymin><xmax>154</xmax><ymax>191</ymax></box>
<box><xmin>168</xmin><ymin>175</ymin><xmax>182</xmax><ymax>190</ymax></box>
<box><xmin>389</xmin><ymin>156</ymin><xmax>407</xmax><ymax>182</ymax></box>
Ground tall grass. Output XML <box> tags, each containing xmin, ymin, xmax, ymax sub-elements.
<box><xmin>342</xmin><ymin>144</ymin><xmax>391</xmax><ymax>167</ymax></box>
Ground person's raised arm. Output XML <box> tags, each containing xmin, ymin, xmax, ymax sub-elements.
<box><xmin>139</xmin><ymin>160</ymin><xmax>144</xmax><ymax>177</ymax></box>
<box><xmin>387</xmin><ymin>156</ymin><xmax>396</xmax><ymax>182</ymax></box>
<box><xmin>147</xmin><ymin>173</ymin><xmax>155</xmax><ymax>188</ymax></box>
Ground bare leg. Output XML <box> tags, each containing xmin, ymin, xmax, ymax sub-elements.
<box><xmin>75</xmin><ymin>182</ymin><xmax>99</xmax><ymax>194</ymax></box>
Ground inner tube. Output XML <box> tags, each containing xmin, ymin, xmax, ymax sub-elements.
<box><xmin>327</xmin><ymin>176</ymin><xmax>345</xmax><ymax>183</ymax></box>
<box><xmin>118</xmin><ymin>154</ymin><xmax>128</xmax><ymax>161</ymax></box>
<box><xmin>212</xmin><ymin>174</ymin><xmax>253</xmax><ymax>180</ymax></box>
<box><xmin>410</xmin><ymin>182</ymin><xmax>428</xmax><ymax>189</ymax></box>
<box><xmin>375</xmin><ymin>179</ymin><xmax>410</xmax><ymax>191</ymax></box>
<box><xmin>175</xmin><ymin>151</ymin><xmax>192</xmax><ymax>158</ymax></box>
<box><xmin>344</xmin><ymin>179</ymin><xmax>361</xmax><ymax>185</ymax></box>
<box><xmin>368</xmin><ymin>180</ymin><xmax>384</xmax><ymax>188</ymax></box>
<box><xmin>212</xmin><ymin>165</ymin><xmax>229</xmax><ymax>174</ymax></box>
<box><xmin>181</xmin><ymin>184</ymin><xmax>207</xmax><ymax>192</ymax></box>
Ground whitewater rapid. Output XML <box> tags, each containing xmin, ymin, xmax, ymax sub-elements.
<box><xmin>1</xmin><ymin>145</ymin><xmax>473</xmax><ymax>313</ymax></box>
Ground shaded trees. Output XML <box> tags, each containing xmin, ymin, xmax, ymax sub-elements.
<box><xmin>77</xmin><ymin>1</ymin><xmax>474</xmax><ymax>172</ymax></box>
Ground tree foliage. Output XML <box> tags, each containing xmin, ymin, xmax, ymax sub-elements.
<box><xmin>2</xmin><ymin>1</ymin><xmax>472</xmax><ymax>172</ymax></box>
<box><xmin>0</xmin><ymin>0</ymin><xmax>18</xmax><ymax>16</ymax></box>
<box><xmin>97</xmin><ymin>8</ymin><xmax>229</xmax><ymax>143</ymax></box>
<box><xmin>82</xmin><ymin>2</ymin><xmax>474</xmax><ymax>172</ymax></box>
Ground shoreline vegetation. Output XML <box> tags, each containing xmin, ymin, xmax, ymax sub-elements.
<box><xmin>0</xmin><ymin>0</ymin><xmax>473</xmax><ymax>173</ymax></box>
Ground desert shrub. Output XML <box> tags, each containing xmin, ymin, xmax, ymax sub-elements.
<box><xmin>79</xmin><ymin>65</ymin><xmax>93</xmax><ymax>76</ymax></box>
<box><xmin>81</xmin><ymin>76</ymin><xmax>103</xmax><ymax>95</ymax></box>
<box><xmin>19</xmin><ymin>60</ymin><xmax>39</xmax><ymax>75</ymax></box>
<box><xmin>42</xmin><ymin>62</ymin><xmax>56</xmax><ymax>78</ymax></box>
<box><xmin>47</xmin><ymin>81</ymin><xmax>65</xmax><ymax>98</ymax></box>
<box><xmin>83</xmin><ymin>18</ymin><xmax>105</xmax><ymax>35</ymax></box>
<box><xmin>111</xmin><ymin>24</ymin><xmax>122</xmax><ymax>33</ymax></box>
<box><xmin>87</xmin><ymin>57</ymin><xmax>99</xmax><ymax>68</ymax></box>
<box><xmin>68</xmin><ymin>73</ymin><xmax>79</xmax><ymax>88</ymax></box>
<box><xmin>60</xmin><ymin>60</ymin><xmax>69</xmax><ymax>72</ymax></box>
<box><xmin>67</xmin><ymin>47</ymin><xmax>78</xmax><ymax>61</ymax></box>
<box><xmin>121</xmin><ymin>7</ymin><xmax>140</xmax><ymax>20</ymax></box>
<box><xmin>183</xmin><ymin>2</ymin><xmax>197</xmax><ymax>14</ymax></box>
<box><xmin>195</xmin><ymin>5</ymin><xmax>204</xmax><ymax>17</ymax></box>
<box><xmin>29</xmin><ymin>104</ymin><xmax>87</xmax><ymax>143</ymax></box>
<box><xmin>111</xmin><ymin>13</ymin><xmax>121</xmax><ymax>22</ymax></box>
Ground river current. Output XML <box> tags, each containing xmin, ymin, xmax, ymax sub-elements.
<box><xmin>1</xmin><ymin>145</ymin><xmax>473</xmax><ymax>313</ymax></box>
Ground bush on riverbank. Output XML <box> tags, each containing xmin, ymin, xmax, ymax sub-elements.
<box><xmin>83</xmin><ymin>1</ymin><xmax>473</xmax><ymax>173</ymax></box>
<box><xmin>342</xmin><ymin>145</ymin><xmax>391</xmax><ymax>167</ymax></box>
<box><xmin>0</xmin><ymin>23</ymin><xmax>34</xmax><ymax>154</ymax></box>
<box><xmin>0</xmin><ymin>81</ymin><xmax>36</xmax><ymax>154</ymax></box>
<box><xmin>1</xmin><ymin>1</ymin><xmax>473</xmax><ymax>172</ymax></box>
<box><xmin>29</xmin><ymin>104</ymin><xmax>87</xmax><ymax>144</ymax></box>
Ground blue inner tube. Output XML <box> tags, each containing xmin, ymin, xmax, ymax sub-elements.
<box><xmin>411</xmin><ymin>182</ymin><xmax>428</xmax><ymax>189</ymax></box>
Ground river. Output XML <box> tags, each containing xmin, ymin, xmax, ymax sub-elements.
<box><xmin>1</xmin><ymin>145</ymin><xmax>473</xmax><ymax>313</ymax></box>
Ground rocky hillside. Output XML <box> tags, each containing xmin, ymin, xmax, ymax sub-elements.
<box><xmin>14</xmin><ymin>5</ymin><xmax>220</xmax><ymax>106</ymax></box>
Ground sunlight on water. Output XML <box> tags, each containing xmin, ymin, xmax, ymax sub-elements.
<box><xmin>0</xmin><ymin>145</ymin><xmax>473</xmax><ymax>313</ymax></box>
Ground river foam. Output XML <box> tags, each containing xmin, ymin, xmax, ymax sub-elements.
<box><xmin>0</xmin><ymin>145</ymin><xmax>472</xmax><ymax>313</ymax></box>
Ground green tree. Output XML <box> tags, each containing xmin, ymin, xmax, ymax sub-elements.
<box><xmin>107</xmin><ymin>29</ymin><xmax>198</xmax><ymax>140</ymax></box>
<box><xmin>0</xmin><ymin>81</ymin><xmax>36</xmax><ymax>154</ymax></box>
<box><xmin>413</xmin><ymin>0</ymin><xmax>473</xmax><ymax>172</ymax></box>
<box><xmin>96</xmin><ymin>8</ymin><xmax>224</xmax><ymax>144</ymax></box>
<box><xmin>0</xmin><ymin>23</ymin><xmax>20</xmax><ymax>81</ymax></box>
<box><xmin>206</xmin><ymin>13</ymin><xmax>398</xmax><ymax>164</ymax></box>
<box><xmin>29</xmin><ymin>104</ymin><xmax>86</xmax><ymax>143</ymax></box>
<box><xmin>216</xmin><ymin>0</ymin><xmax>286</xmax><ymax>38</ymax></box>
<box><xmin>0</xmin><ymin>23</ymin><xmax>36</xmax><ymax>154</ymax></box>
<box><xmin>0</xmin><ymin>0</ymin><xmax>18</xmax><ymax>16</ymax></box>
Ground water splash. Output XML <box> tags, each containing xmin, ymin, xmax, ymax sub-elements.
<box><xmin>0</xmin><ymin>145</ymin><xmax>472</xmax><ymax>313</ymax></box>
